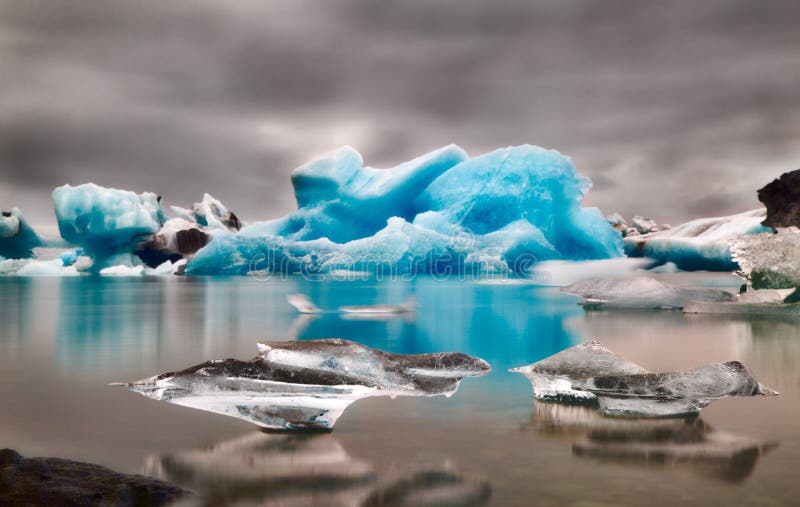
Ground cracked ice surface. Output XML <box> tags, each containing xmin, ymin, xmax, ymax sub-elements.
<box><xmin>119</xmin><ymin>339</ymin><xmax>491</xmax><ymax>431</ymax></box>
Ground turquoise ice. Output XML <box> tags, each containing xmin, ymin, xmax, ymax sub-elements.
<box><xmin>188</xmin><ymin>144</ymin><xmax>623</xmax><ymax>275</ymax></box>
<box><xmin>52</xmin><ymin>183</ymin><xmax>166</xmax><ymax>270</ymax></box>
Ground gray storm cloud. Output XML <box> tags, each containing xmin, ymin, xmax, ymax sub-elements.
<box><xmin>1</xmin><ymin>0</ymin><xmax>799</xmax><ymax>227</ymax></box>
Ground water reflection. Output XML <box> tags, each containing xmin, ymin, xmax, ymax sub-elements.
<box><xmin>0</xmin><ymin>277</ymin><xmax>32</xmax><ymax>344</ymax></box>
<box><xmin>525</xmin><ymin>402</ymin><xmax>778</xmax><ymax>484</ymax></box>
<box><xmin>144</xmin><ymin>432</ymin><xmax>491</xmax><ymax>506</ymax></box>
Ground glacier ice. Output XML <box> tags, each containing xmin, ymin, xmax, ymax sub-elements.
<box><xmin>169</xmin><ymin>193</ymin><xmax>241</xmax><ymax>232</ymax></box>
<box><xmin>562</xmin><ymin>276</ymin><xmax>735</xmax><ymax>310</ymax></box>
<box><xmin>52</xmin><ymin>183</ymin><xmax>166</xmax><ymax>270</ymax></box>
<box><xmin>510</xmin><ymin>341</ymin><xmax>648</xmax><ymax>404</ymax></box>
<box><xmin>572</xmin><ymin>361</ymin><xmax>778</xmax><ymax>417</ymax></box>
<box><xmin>624</xmin><ymin>209</ymin><xmax>770</xmax><ymax>271</ymax></box>
<box><xmin>117</xmin><ymin>338</ymin><xmax>491</xmax><ymax>431</ymax></box>
<box><xmin>683</xmin><ymin>299</ymin><xmax>800</xmax><ymax>317</ymax></box>
<box><xmin>135</xmin><ymin>217</ymin><xmax>210</xmax><ymax>268</ymax></box>
<box><xmin>187</xmin><ymin>145</ymin><xmax>623</xmax><ymax>275</ymax></box>
<box><xmin>0</xmin><ymin>208</ymin><xmax>42</xmax><ymax>259</ymax></box>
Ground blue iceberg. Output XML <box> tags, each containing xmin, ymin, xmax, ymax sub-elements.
<box><xmin>0</xmin><ymin>208</ymin><xmax>42</xmax><ymax>260</ymax></box>
<box><xmin>188</xmin><ymin>145</ymin><xmax>622</xmax><ymax>275</ymax></box>
<box><xmin>52</xmin><ymin>183</ymin><xmax>166</xmax><ymax>270</ymax></box>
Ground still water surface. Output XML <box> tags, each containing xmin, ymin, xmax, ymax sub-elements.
<box><xmin>0</xmin><ymin>275</ymin><xmax>797</xmax><ymax>506</ymax></box>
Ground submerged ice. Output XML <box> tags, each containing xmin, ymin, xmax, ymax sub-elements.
<box><xmin>187</xmin><ymin>144</ymin><xmax>623</xmax><ymax>275</ymax></box>
<box><xmin>118</xmin><ymin>338</ymin><xmax>490</xmax><ymax>430</ymax></box>
<box><xmin>512</xmin><ymin>342</ymin><xmax>777</xmax><ymax>417</ymax></box>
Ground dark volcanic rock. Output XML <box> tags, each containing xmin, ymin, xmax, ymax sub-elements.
<box><xmin>758</xmin><ymin>169</ymin><xmax>800</xmax><ymax>230</ymax></box>
<box><xmin>0</xmin><ymin>449</ymin><xmax>190</xmax><ymax>507</ymax></box>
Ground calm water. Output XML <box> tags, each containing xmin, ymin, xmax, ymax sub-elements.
<box><xmin>0</xmin><ymin>275</ymin><xmax>797</xmax><ymax>506</ymax></box>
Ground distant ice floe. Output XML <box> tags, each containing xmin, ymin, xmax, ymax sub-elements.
<box><xmin>511</xmin><ymin>341</ymin><xmax>777</xmax><ymax>417</ymax></box>
<box><xmin>116</xmin><ymin>338</ymin><xmax>491</xmax><ymax>431</ymax></box>
<box><xmin>624</xmin><ymin>208</ymin><xmax>769</xmax><ymax>271</ymax></box>
<box><xmin>562</xmin><ymin>276</ymin><xmax>735</xmax><ymax>310</ymax></box>
<box><xmin>287</xmin><ymin>294</ymin><xmax>416</xmax><ymax>316</ymax></box>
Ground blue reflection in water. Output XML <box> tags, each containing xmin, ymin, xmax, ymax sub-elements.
<box><xmin>48</xmin><ymin>276</ymin><xmax>583</xmax><ymax>382</ymax></box>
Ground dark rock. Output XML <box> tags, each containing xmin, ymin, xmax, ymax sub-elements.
<box><xmin>758</xmin><ymin>169</ymin><xmax>800</xmax><ymax>230</ymax></box>
<box><xmin>0</xmin><ymin>449</ymin><xmax>190</xmax><ymax>507</ymax></box>
<box><xmin>175</xmin><ymin>227</ymin><xmax>209</xmax><ymax>254</ymax></box>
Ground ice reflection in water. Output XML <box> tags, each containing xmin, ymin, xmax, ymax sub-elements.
<box><xmin>144</xmin><ymin>432</ymin><xmax>491</xmax><ymax>506</ymax></box>
<box><xmin>525</xmin><ymin>402</ymin><xmax>778</xmax><ymax>484</ymax></box>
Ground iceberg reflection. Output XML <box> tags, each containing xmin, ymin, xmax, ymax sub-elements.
<box><xmin>526</xmin><ymin>402</ymin><xmax>778</xmax><ymax>484</ymax></box>
<box><xmin>144</xmin><ymin>432</ymin><xmax>491</xmax><ymax>506</ymax></box>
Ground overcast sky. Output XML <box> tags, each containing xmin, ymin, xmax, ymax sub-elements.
<box><xmin>2</xmin><ymin>0</ymin><xmax>800</xmax><ymax>227</ymax></box>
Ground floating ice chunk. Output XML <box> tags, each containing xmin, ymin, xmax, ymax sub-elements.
<box><xmin>187</xmin><ymin>145</ymin><xmax>623</xmax><ymax>275</ymax></box>
<box><xmin>15</xmin><ymin>259</ymin><xmax>80</xmax><ymax>276</ymax></box>
<box><xmin>59</xmin><ymin>249</ymin><xmax>83</xmax><ymax>267</ymax></box>
<box><xmin>510</xmin><ymin>341</ymin><xmax>648</xmax><ymax>404</ymax></box>
<box><xmin>572</xmin><ymin>361</ymin><xmax>778</xmax><ymax>417</ymax></box>
<box><xmin>148</xmin><ymin>259</ymin><xmax>187</xmax><ymax>276</ymax></box>
<box><xmin>52</xmin><ymin>183</ymin><xmax>165</xmax><ymax>270</ymax></box>
<box><xmin>563</xmin><ymin>276</ymin><xmax>735</xmax><ymax>310</ymax></box>
<box><xmin>631</xmin><ymin>216</ymin><xmax>659</xmax><ymax>234</ymax></box>
<box><xmin>287</xmin><ymin>294</ymin><xmax>322</xmax><ymax>314</ymax></box>
<box><xmin>624</xmin><ymin>209</ymin><xmax>770</xmax><ymax>271</ymax></box>
<box><xmin>99</xmin><ymin>264</ymin><xmax>145</xmax><ymax>276</ymax></box>
<box><xmin>116</xmin><ymin>339</ymin><xmax>490</xmax><ymax>430</ymax></box>
<box><xmin>339</xmin><ymin>296</ymin><xmax>416</xmax><ymax>314</ymax></box>
<box><xmin>0</xmin><ymin>208</ymin><xmax>42</xmax><ymax>259</ymax></box>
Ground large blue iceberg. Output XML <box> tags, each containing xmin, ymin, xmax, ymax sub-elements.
<box><xmin>188</xmin><ymin>145</ymin><xmax>623</xmax><ymax>275</ymax></box>
<box><xmin>0</xmin><ymin>207</ymin><xmax>42</xmax><ymax>259</ymax></box>
<box><xmin>52</xmin><ymin>183</ymin><xmax>166</xmax><ymax>270</ymax></box>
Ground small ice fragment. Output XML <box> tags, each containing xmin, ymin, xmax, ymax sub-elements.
<box><xmin>287</xmin><ymin>294</ymin><xmax>322</xmax><ymax>314</ymax></box>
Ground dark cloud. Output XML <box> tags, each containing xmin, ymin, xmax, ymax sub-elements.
<box><xmin>1</xmin><ymin>0</ymin><xmax>800</xmax><ymax>226</ymax></box>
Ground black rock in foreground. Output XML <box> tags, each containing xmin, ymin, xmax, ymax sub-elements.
<box><xmin>0</xmin><ymin>449</ymin><xmax>190</xmax><ymax>507</ymax></box>
<box><xmin>758</xmin><ymin>169</ymin><xmax>800</xmax><ymax>230</ymax></box>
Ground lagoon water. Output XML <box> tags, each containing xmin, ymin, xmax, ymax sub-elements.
<box><xmin>0</xmin><ymin>274</ymin><xmax>798</xmax><ymax>506</ymax></box>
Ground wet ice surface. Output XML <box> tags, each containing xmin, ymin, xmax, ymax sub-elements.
<box><xmin>510</xmin><ymin>341</ymin><xmax>648</xmax><ymax>403</ymax></box>
<box><xmin>120</xmin><ymin>339</ymin><xmax>490</xmax><ymax>431</ymax></box>
<box><xmin>0</xmin><ymin>274</ymin><xmax>796</xmax><ymax>506</ymax></box>
<box><xmin>573</xmin><ymin>360</ymin><xmax>778</xmax><ymax>417</ymax></box>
